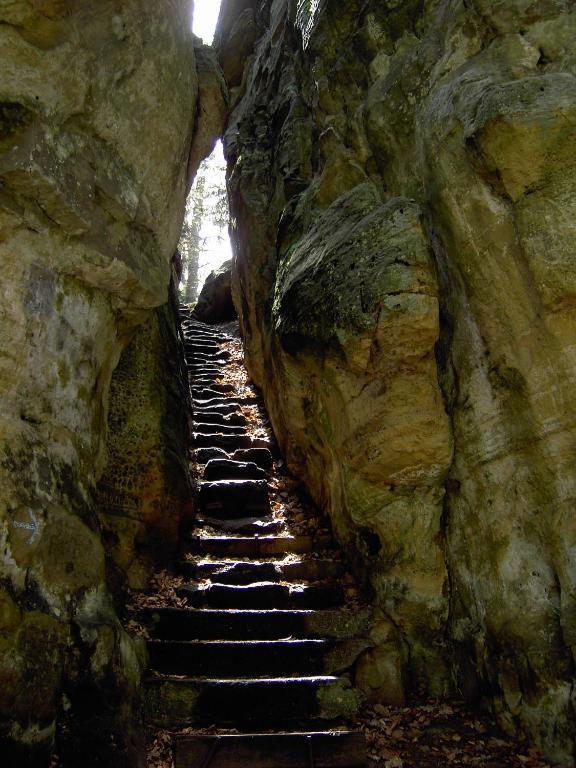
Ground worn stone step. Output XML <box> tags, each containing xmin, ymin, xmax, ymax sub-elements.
<box><xmin>175</xmin><ymin>730</ymin><xmax>366</xmax><ymax>768</ymax></box>
<box><xmin>191</xmin><ymin>388</ymin><xmax>234</xmax><ymax>400</ymax></box>
<box><xmin>187</xmin><ymin>357</ymin><xmax>226</xmax><ymax>366</ymax></box>
<box><xmin>188</xmin><ymin>365</ymin><xmax>227</xmax><ymax>375</ymax></box>
<box><xmin>191</xmin><ymin>376</ymin><xmax>221</xmax><ymax>385</ymax></box>
<box><xmin>187</xmin><ymin>348</ymin><xmax>226</xmax><ymax>357</ymax></box>
<box><xmin>231</xmin><ymin>448</ymin><xmax>274</xmax><ymax>469</ymax></box>
<box><xmin>203</xmin><ymin>458</ymin><xmax>266</xmax><ymax>481</ymax></box>
<box><xmin>193</xmin><ymin>383</ymin><xmax>236</xmax><ymax>395</ymax></box>
<box><xmin>148</xmin><ymin>638</ymin><xmax>333</xmax><ymax>678</ymax></box>
<box><xmin>199</xmin><ymin>479</ymin><xmax>270</xmax><ymax>518</ymax></box>
<box><xmin>190</xmin><ymin>381</ymin><xmax>233</xmax><ymax>392</ymax></box>
<box><xmin>187</xmin><ymin>344</ymin><xmax>228</xmax><ymax>355</ymax></box>
<box><xmin>187</xmin><ymin>321</ymin><xmax>227</xmax><ymax>331</ymax></box>
<box><xmin>186</xmin><ymin>323</ymin><xmax>228</xmax><ymax>334</ymax></box>
<box><xmin>186</xmin><ymin>339</ymin><xmax>227</xmax><ymax>349</ymax></box>
<box><xmin>145</xmin><ymin>675</ymin><xmax>361</xmax><ymax>727</ymax></box>
<box><xmin>187</xmin><ymin>348</ymin><xmax>226</xmax><ymax>355</ymax></box>
<box><xmin>147</xmin><ymin>639</ymin><xmax>368</xmax><ymax>678</ymax></box>
<box><xmin>192</xmin><ymin>433</ymin><xmax>254</xmax><ymax>450</ymax></box>
<box><xmin>180</xmin><ymin>558</ymin><xmax>345</xmax><ymax>584</ymax></box>
<box><xmin>195</xmin><ymin>412</ymin><xmax>247</xmax><ymax>427</ymax></box>
<box><xmin>178</xmin><ymin>582</ymin><xmax>344</xmax><ymax>610</ymax></box>
<box><xmin>141</xmin><ymin>606</ymin><xmax>371</xmax><ymax>641</ymax></box>
<box><xmin>196</xmin><ymin>515</ymin><xmax>283</xmax><ymax>535</ymax></box>
<box><xmin>192</xmin><ymin>447</ymin><xmax>230</xmax><ymax>463</ymax></box>
<box><xmin>194</xmin><ymin>395</ymin><xmax>260</xmax><ymax>408</ymax></box>
<box><xmin>194</xmin><ymin>422</ymin><xmax>247</xmax><ymax>436</ymax></box>
<box><xmin>189</xmin><ymin>367</ymin><xmax>223</xmax><ymax>375</ymax></box>
<box><xmin>188</xmin><ymin>358</ymin><xmax>227</xmax><ymax>367</ymax></box>
<box><xmin>194</xmin><ymin>402</ymin><xmax>240</xmax><ymax>416</ymax></box>
<box><xmin>184</xmin><ymin>340</ymin><xmax>220</xmax><ymax>350</ymax></box>
<box><xmin>189</xmin><ymin>534</ymin><xmax>334</xmax><ymax>557</ymax></box>
<box><xmin>185</xmin><ymin>335</ymin><xmax>227</xmax><ymax>344</ymax></box>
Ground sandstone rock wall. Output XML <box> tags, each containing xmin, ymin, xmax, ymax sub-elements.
<box><xmin>0</xmin><ymin>1</ymin><xmax>208</xmax><ymax>763</ymax></box>
<box><xmin>217</xmin><ymin>0</ymin><xmax>576</xmax><ymax>761</ymax></box>
<box><xmin>96</xmin><ymin>278</ymin><xmax>193</xmax><ymax>592</ymax></box>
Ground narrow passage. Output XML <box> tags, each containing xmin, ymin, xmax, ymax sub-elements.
<box><xmin>130</xmin><ymin>309</ymin><xmax>555</xmax><ymax>768</ymax></box>
<box><xmin>139</xmin><ymin>308</ymin><xmax>368</xmax><ymax>767</ymax></box>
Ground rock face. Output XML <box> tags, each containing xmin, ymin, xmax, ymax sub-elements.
<box><xmin>217</xmin><ymin>0</ymin><xmax>576</xmax><ymax>762</ymax></box>
<box><xmin>96</xmin><ymin>283</ymin><xmax>193</xmax><ymax>591</ymax></box>
<box><xmin>193</xmin><ymin>259</ymin><xmax>236</xmax><ymax>323</ymax></box>
<box><xmin>0</xmin><ymin>1</ymin><xmax>207</xmax><ymax>763</ymax></box>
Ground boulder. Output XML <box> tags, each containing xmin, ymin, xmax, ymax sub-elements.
<box><xmin>193</xmin><ymin>259</ymin><xmax>236</xmax><ymax>323</ymax></box>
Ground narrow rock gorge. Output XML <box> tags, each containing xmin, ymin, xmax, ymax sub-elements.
<box><xmin>0</xmin><ymin>0</ymin><xmax>575</xmax><ymax>766</ymax></box>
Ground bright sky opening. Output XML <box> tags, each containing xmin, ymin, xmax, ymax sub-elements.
<box><xmin>192</xmin><ymin>0</ymin><xmax>221</xmax><ymax>43</ymax></box>
<box><xmin>189</xmin><ymin>0</ymin><xmax>230</xmax><ymax>295</ymax></box>
<box><xmin>197</xmin><ymin>141</ymin><xmax>232</xmax><ymax>289</ymax></box>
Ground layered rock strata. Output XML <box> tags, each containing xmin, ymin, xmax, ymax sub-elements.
<box><xmin>216</xmin><ymin>0</ymin><xmax>576</xmax><ymax>762</ymax></box>
<box><xmin>0</xmin><ymin>2</ymin><xmax>222</xmax><ymax>764</ymax></box>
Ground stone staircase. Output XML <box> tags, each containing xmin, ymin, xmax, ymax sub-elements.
<box><xmin>142</xmin><ymin>308</ymin><xmax>369</xmax><ymax>768</ymax></box>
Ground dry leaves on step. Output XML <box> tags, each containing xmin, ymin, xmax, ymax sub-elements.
<box><xmin>354</xmin><ymin>701</ymin><xmax>553</xmax><ymax>768</ymax></box>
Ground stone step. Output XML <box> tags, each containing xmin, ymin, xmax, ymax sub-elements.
<box><xmin>188</xmin><ymin>353</ymin><xmax>231</xmax><ymax>365</ymax></box>
<box><xmin>195</xmin><ymin>412</ymin><xmax>247</xmax><ymax>427</ymax></box>
<box><xmin>192</xmin><ymin>447</ymin><xmax>230</xmax><ymax>463</ymax></box>
<box><xmin>188</xmin><ymin>367</ymin><xmax>226</xmax><ymax>376</ymax></box>
<box><xmin>187</xmin><ymin>322</ymin><xmax>226</xmax><ymax>331</ymax></box>
<box><xmin>194</xmin><ymin>422</ymin><xmax>247</xmax><ymax>436</ymax></box>
<box><xmin>177</xmin><ymin>582</ymin><xmax>344</xmax><ymax>610</ymax></box>
<box><xmin>187</xmin><ymin>349</ymin><xmax>226</xmax><ymax>357</ymax></box>
<box><xmin>186</xmin><ymin>338</ymin><xmax>227</xmax><ymax>348</ymax></box>
<box><xmin>193</xmin><ymin>402</ymin><xmax>240</xmax><ymax>416</ymax></box>
<box><xmin>188</xmin><ymin>534</ymin><xmax>334</xmax><ymax>557</ymax></box>
<box><xmin>141</xmin><ymin>607</ymin><xmax>371</xmax><ymax>641</ymax></box>
<box><xmin>190</xmin><ymin>379</ymin><xmax>231</xmax><ymax>390</ymax></box>
<box><xmin>192</xmin><ymin>433</ymin><xmax>277</xmax><ymax>455</ymax></box>
<box><xmin>188</xmin><ymin>380</ymin><xmax>223</xmax><ymax>394</ymax></box>
<box><xmin>196</xmin><ymin>515</ymin><xmax>283</xmax><ymax>535</ymax></box>
<box><xmin>147</xmin><ymin>639</ymin><xmax>368</xmax><ymax>678</ymax></box>
<box><xmin>188</xmin><ymin>365</ymin><xmax>227</xmax><ymax>375</ymax></box>
<box><xmin>188</xmin><ymin>358</ymin><xmax>227</xmax><ymax>366</ymax></box>
<box><xmin>180</xmin><ymin>558</ymin><xmax>345</xmax><ymax>584</ymax></box>
<box><xmin>231</xmin><ymin>447</ymin><xmax>274</xmax><ymax>469</ymax></box>
<box><xmin>198</xmin><ymin>479</ymin><xmax>270</xmax><ymax>518</ymax></box>
<box><xmin>193</xmin><ymin>395</ymin><xmax>260</xmax><ymax>407</ymax></box>
<box><xmin>186</xmin><ymin>344</ymin><xmax>228</xmax><ymax>354</ymax></box>
<box><xmin>184</xmin><ymin>334</ymin><xmax>227</xmax><ymax>344</ymax></box>
<box><xmin>187</xmin><ymin>346</ymin><xmax>230</xmax><ymax>357</ymax></box>
<box><xmin>192</xmin><ymin>433</ymin><xmax>254</xmax><ymax>450</ymax></box>
<box><xmin>184</xmin><ymin>341</ymin><xmax>220</xmax><ymax>350</ymax></box>
<box><xmin>145</xmin><ymin>675</ymin><xmax>361</xmax><ymax>727</ymax></box>
<box><xmin>186</xmin><ymin>324</ymin><xmax>227</xmax><ymax>334</ymax></box>
<box><xmin>203</xmin><ymin>458</ymin><xmax>266</xmax><ymax>481</ymax></box>
<box><xmin>174</xmin><ymin>730</ymin><xmax>366</xmax><ymax>768</ymax></box>
<box><xmin>193</xmin><ymin>383</ymin><xmax>236</xmax><ymax>395</ymax></box>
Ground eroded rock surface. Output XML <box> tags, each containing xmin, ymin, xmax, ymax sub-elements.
<box><xmin>217</xmin><ymin>0</ymin><xmax>576</xmax><ymax>761</ymax></box>
<box><xmin>0</xmin><ymin>1</ymin><xmax>206</xmax><ymax>763</ymax></box>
